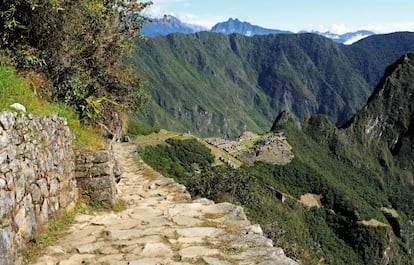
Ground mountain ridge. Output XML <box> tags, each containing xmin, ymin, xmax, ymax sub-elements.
<box><xmin>141</xmin><ymin>16</ymin><xmax>375</xmax><ymax>44</ymax></box>
<box><xmin>141</xmin><ymin>15</ymin><xmax>207</xmax><ymax>37</ymax></box>
<box><xmin>133</xmin><ymin>31</ymin><xmax>414</xmax><ymax>138</ymax></box>
<box><xmin>211</xmin><ymin>18</ymin><xmax>292</xmax><ymax>36</ymax></box>
<box><xmin>266</xmin><ymin>53</ymin><xmax>414</xmax><ymax>264</ymax></box>
<box><xmin>342</xmin><ymin>52</ymin><xmax>414</xmax><ymax>172</ymax></box>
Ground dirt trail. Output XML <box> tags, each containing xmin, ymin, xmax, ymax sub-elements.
<box><xmin>28</xmin><ymin>143</ymin><xmax>297</xmax><ymax>265</ymax></box>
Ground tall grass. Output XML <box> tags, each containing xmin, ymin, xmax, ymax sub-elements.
<box><xmin>0</xmin><ymin>65</ymin><xmax>104</xmax><ymax>150</ymax></box>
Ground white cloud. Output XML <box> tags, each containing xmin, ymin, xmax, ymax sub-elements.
<box><xmin>309</xmin><ymin>21</ymin><xmax>414</xmax><ymax>35</ymax></box>
<box><xmin>144</xmin><ymin>0</ymin><xmax>220</xmax><ymax>28</ymax></box>
<box><xmin>143</xmin><ymin>10</ymin><xmax>223</xmax><ymax>28</ymax></box>
<box><xmin>315</xmin><ymin>24</ymin><xmax>328</xmax><ymax>32</ymax></box>
<box><xmin>343</xmin><ymin>34</ymin><xmax>371</xmax><ymax>45</ymax></box>
<box><xmin>177</xmin><ymin>14</ymin><xmax>227</xmax><ymax>28</ymax></box>
<box><xmin>303</xmin><ymin>23</ymin><xmax>356</xmax><ymax>34</ymax></box>
<box><xmin>144</xmin><ymin>0</ymin><xmax>187</xmax><ymax>18</ymax></box>
<box><xmin>144</xmin><ymin>6</ymin><xmax>162</xmax><ymax>17</ymax></box>
<box><xmin>330</xmin><ymin>24</ymin><xmax>352</xmax><ymax>35</ymax></box>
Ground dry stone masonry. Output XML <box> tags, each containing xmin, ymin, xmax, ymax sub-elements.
<box><xmin>0</xmin><ymin>112</ymin><xmax>77</xmax><ymax>265</ymax></box>
<box><xmin>75</xmin><ymin>149</ymin><xmax>122</xmax><ymax>208</ymax></box>
<box><xmin>0</xmin><ymin>111</ymin><xmax>120</xmax><ymax>265</ymax></box>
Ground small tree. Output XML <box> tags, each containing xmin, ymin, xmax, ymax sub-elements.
<box><xmin>0</xmin><ymin>0</ymin><xmax>152</xmax><ymax>131</ymax></box>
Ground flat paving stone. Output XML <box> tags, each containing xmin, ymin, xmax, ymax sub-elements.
<box><xmin>172</xmin><ymin>215</ymin><xmax>203</xmax><ymax>226</ymax></box>
<box><xmin>176</xmin><ymin>227</ymin><xmax>224</xmax><ymax>238</ymax></box>
<box><xmin>105</xmin><ymin>229</ymin><xmax>142</xmax><ymax>241</ymax></box>
<box><xmin>128</xmin><ymin>258</ymin><xmax>164</xmax><ymax>265</ymax></box>
<box><xmin>203</xmin><ymin>257</ymin><xmax>232</xmax><ymax>265</ymax></box>
<box><xmin>141</xmin><ymin>243</ymin><xmax>173</xmax><ymax>257</ymax></box>
<box><xmin>98</xmin><ymin>246</ymin><xmax>119</xmax><ymax>255</ymax></box>
<box><xmin>57</xmin><ymin>254</ymin><xmax>96</xmax><ymax>265</ymax></box>
<box><xmin>44</xmin><ymin>246</ymin><xmax>66</xmax><ymax>255</ymax></box>
<box><xmin>76</xmin><ymin>241</ymin><xmax>105</xmax><ymax>254</ymax></box>
<box><xmin>179</xmin><ymin>246</ymin><xmax>220</xmax><ymax>259</ymax></box>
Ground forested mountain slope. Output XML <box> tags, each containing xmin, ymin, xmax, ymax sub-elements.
<box><xmin>133</xmin><ymin>32</ymin><xmax>414</xmax><ymax>137</ymax></box>
<box><xmin>138</xmin><ymin>53</ymin><xmax>414</xmax><ymax>265</ymax></box>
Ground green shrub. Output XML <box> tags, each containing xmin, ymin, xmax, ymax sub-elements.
<box><xmin>139</xmin><ymin>138</ymin><xmax>214</xmax><ymax>182</ymax></box>
<box><xmin>127</xmin><ymin>119</ymin><xmax>160</xmax><ymax>137</ymax></box>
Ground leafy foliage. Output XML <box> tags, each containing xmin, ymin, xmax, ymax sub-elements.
<box><xmin>0</xmin><ymin>0</ymin><xmax>151</xmax><ymax>126</ymax></box>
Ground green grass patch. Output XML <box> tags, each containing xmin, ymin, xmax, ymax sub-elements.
<box><xmin>0</xmin><ymin>65</ymin><xmax>104</xmax><ymax>150</ymax></box>
<box><xmin>239</xmin><ymin>133</ymin><xmax>261</xmax><ymax>150</ymax></box>
<box><xmin>127</xmin><ymin>118</ymin><xmax>160</xmax><ymax>137</ymax></box>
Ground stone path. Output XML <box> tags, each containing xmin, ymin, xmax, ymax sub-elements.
<box><xmin>29</xmin><ymin>143</ymin><xmax>297</xmax><ymax>265</ymax></box>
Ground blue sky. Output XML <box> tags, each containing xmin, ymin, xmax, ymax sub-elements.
<box><xmin>144</xmin><ymin>0</ymin><xmax>414</xmax><ymax>33</ymax></box>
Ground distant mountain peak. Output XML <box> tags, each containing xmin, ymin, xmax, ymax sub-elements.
<box><xmin>211</xmin><ymin>18</ymin><xmax>374</xmax><ymax>43</ymax></box>
<box><xmin>211</xmin><ymin>18</ymin><xmax>292</xmax><ymax>36</ymax></box>
<box><xmin>141</xmin><ymin>16</ymin><xmax>374</xmax><ymax>44</ymax></box>
<box><xmin>141</xmin><ymin>15</ymin><xmax>206</xmax><ymax>38</ymax></box>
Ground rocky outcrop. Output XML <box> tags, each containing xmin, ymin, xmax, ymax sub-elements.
<box><xmin>270</xmin><ymin>110</ymin><xmax>300</xmax><ymax>131</ymax></box>
<box><xmin>0</xmin><ymin>112</ymin><xmax>77</xmax><ymax>265</ymax></box>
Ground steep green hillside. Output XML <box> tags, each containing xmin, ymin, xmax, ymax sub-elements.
<box><xmin>133</xmin><ymin>33</ymin><xmax>274</xmax><ymax>138</ymax></box>
<box><xmin>342</xmin><ymin>53</ymin><xmax>414</xmax><ymax>216</ymax></box>
<box><xmin>137</xmin><ymin>54</ymin><xmax>414</xmax><ymax>264</ymax></box>
<box><xmin>346</xmin><ymin>32</ymin><xmax>414</xmax><ymax>87</ymax></box>
<box><xmin>139</xmin><ymin>121</ymin><xmax>414</xmax><ymax>265</ymax></box>
<box><xmin>133</xmin><ymin>32</ymin><xmax>414</xmax><ymax>137</ymax></box>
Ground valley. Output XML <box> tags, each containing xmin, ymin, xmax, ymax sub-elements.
<box><xmin>134</xmin><ymin>53</ymin><xmax>414</xmax><ymax>264</ymax></box>
<box><xmin>133</xmin><ymin>31</ymin><xmax>414</xmax><ymax>138</ymax></box>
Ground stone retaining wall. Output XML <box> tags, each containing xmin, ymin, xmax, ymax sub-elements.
<box><xmin>0</xmin><ymin>112</ymin><xmax>77</xmax><ymax>265</ymax></box>
<box><xmin>0</xmin><ymin>111</ymin><xmax>120</xmax><ymax>265</ymax></box>
<box><xmin>75</xmin><ymin>148</ymin><xmax>121</xmax><ymax>208</ymax></box>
